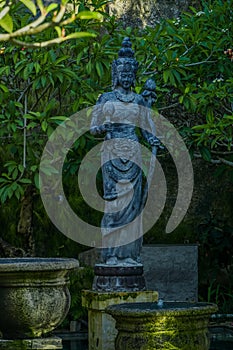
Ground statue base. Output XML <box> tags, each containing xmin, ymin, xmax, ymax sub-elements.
<box><xmin>93</xmin><ymin>264</ymin><xmax>146</xmax><ymax>292</ymax></box>
<box><xmin>0</xmin><ymin>337</ymin><xmax>62</xmax><ymax>349</ymax></box>
<box><xmin>82</xmin><ymin>290</ymin><xmax>158</xmax><ymax>350</ymax></box>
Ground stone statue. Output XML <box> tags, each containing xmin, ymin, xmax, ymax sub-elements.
<box><xmin>91</xmin><ymin>37</ymin><xmax>159</xmax><ymax>268</ymax></box>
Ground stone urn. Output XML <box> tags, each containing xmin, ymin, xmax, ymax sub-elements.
<box><xmin>107</xmin><ymin>301</ymin><xmax>218</xmax><ymax>350</ymax></box>
<box><xmin>0</xmin><ymin>257</ymin><xmax>79</xmax><ymax>339</ymax></box>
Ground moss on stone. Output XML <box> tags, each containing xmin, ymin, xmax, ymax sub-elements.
<box><xmin>108</xmin><ymin>302</ymin><xmax>218</xmax><ymax>350</ymax></box>
<box><xmin>82</xmin><ymin>290</ymin><xmax>158</xmax><ymax>309</ymax></box>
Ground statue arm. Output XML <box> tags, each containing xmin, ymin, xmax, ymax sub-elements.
<box><xmin>90</xmin><ymin>94</ymin><xmax>107</xmax><ymax>135</ymax></box>
<box><xmin>138</xmin><ymin>98</ymin><xmax>158</xmax><ymax>146</ymax></box>
<box><xmin>142</xmin><ymin>115</ymin><xmax>160</xmax><ymax>146</ymax></box>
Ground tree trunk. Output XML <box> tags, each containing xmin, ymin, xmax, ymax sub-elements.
<box><xmin>17</xmin><ymin>185</ymin><xmax>35</xmax><ymax>256</ymax></box>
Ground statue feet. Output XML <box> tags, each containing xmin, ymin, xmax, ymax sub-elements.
<box><xmin>121</xmin><ymin>258</ymin><xmax>139</xmax><ymax>266</ymax></box>
<box><xmin>105</xmin><ymin>257</ymin><xmax>140</xmax><ymax>266</ymax></box>
<box><xmin>105</xmin><ymin>256</ymin><xmax>118</xmax><ymax>265</ymax></box>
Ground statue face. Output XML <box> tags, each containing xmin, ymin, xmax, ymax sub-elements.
<box><xmin>118</xmin><ymin>71</ymin><xmax>134</xmax><ymax>89</ymax></box>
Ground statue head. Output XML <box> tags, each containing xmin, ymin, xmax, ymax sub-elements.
<box><xmin>112</xmin><ymin>37</ymin><xmax>139</xmax><ymax>89</ymax></box>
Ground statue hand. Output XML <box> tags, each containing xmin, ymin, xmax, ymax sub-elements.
<box><xmin>103</xmin><ymin>122</ymin><xmax>112</xmax><ymax>132</ymax></box>
<box><xmin>90</xmin><ymin>126</ymin><xmax>105</xmax><ymax>135</ymax></box>
<box><xmin>148</xmin><ymin>137</ymin><xmax>163</xmax><ymax>148</ymax></box>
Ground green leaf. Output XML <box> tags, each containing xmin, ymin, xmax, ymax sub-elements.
<box><xmin>14</xmin><ymin>101</ymin><xmax>23</xmax><ymax>108</ymax></box>
<box><xmin>179</xmin><ymin>95</ymin><xmax>184</xmax><ymax>103</ymax></box>
<box><xmin>54</xmin><ymin>55</ymin><xmax>69</xmax><ymax>65</ymax></box>
<box><xmin>41</xmin><ymin>120</ymin><xmax>48</xmax><ymax>131</ymax></box>
<box><xmin>65</xmin><ymin>32</ymin><xmax>96</xmax><ymax>40</ymax></box>
<box><xmin>18</xmin><ymin>164</ymin><xmax>25</xmax><ymax>173</ymax></box>
<box><xmin>34</xmin><ymin>172</ymin><xmax>39</xmax><ymax>189</ymax></box>
<box><xmin>0</xmin><ymin>66</ymin><xmax>10</xmax><ymax>75</ymax></box>
<box><xmin>46</xmin><ymin>3</ymin><xmax>58</xmax><ymax>13</ymax></box>
<box><xmin>30</xmin><ymin>165</ymin><xmax>37</xmax><ymax>172</ymax></box>
<box><xmin>49</xmin><ymin>49</ymin><xmax>56</xmax><ymax>62</ymax></box>
<box><xmin>55</xmin><ymin>26</ymin><xmax>62</xmax><ymax>37</ymax></box>
<box><xmin>6</xmin><ymin>187</ymin><xmax>14</xmax><ymax>200</ymax></box>
<box><xmin>19</xmin><ymin>178</ymin><xmax>32</xmax><ymax>184</ymax></box>
<box><xmin>77</xmin><ymin>11</ymin><xmax>103</xmax><ymax>21</ymax></box>
<box><xmin>0</xmin><ymin>188</ymin><xmax>9</xmax><ymax>203</ymax></box>
<box><xmin>163</xmin><ymin>70</ymin><xmax>171</xmax><ymax>83</ymax></box>
<box><xmin>223</xmin><ymin>115</ymin><xmax>233</xmax><ymax>121</ymax></box>
<box><xmin>34</xmin><ymin>62</ymin><xmax>41</xmax><ymax>74</ymax></box>
<box><xmin>36</xmin><ymin>0</ymin><xmax>44</xmax><ymax>12</ymax></box>
<box><xmin>23</xmin><ymin>62</ymin><xmax>34</xmax><ymax>80</ymax></box>
<box><xmin>76</xmin><ymin>51</ymin><xmax>83</xmax><ymax>65</ymax></box>
<box><xmin>199</xmin><ymin>146</ymin><xmax>211</xmax><ymax>162</ymax></box>
<box><xmin>0</xmin><ymin>12</ymin><xmax>13</xmax><ymax>33</ymax></box>
<box><xmin>50</xmin><ymin>116</ymin><xmax>68</xmax><ymax>121</ymax></box>
<box><xmin>15</xmin><ymin>187</ymin><xmax>21</xmax><ymax>200</ymax></box>
<box><xmin>96</xmin><ymin>61</ymin><xmax>103</xmax><ymax>78</ymax></box>
<box><xmin>192</xmin><ymin>124</ymin><xmax>210</xmax><ymax>130</ymax></box>
<box><xmin>40</xmin><ymin>165</ymin><xmax>58</xmax><ymax>175</ymax></box>
<box><xmin>0</xmin><ymin>83</ymin><xmax>9</xmax><ymax>92</ymax></box>
<box><xmin>0</xmin><ymin>178</ymin><xmax>9</xmax><ymax>184</ymax></box>
<box><xmin>12</xmin><ymin>168</ymin><xmax>18</xmax><ymax>180</ymax></box>
<box><xmin>4</xmin><ymin>161</ymin><xmax>17</xmax><ymax>167</ymax></box>
<box><xmin>41</xmin><ymin>75</ymin><xmax>47</xmax><ymax>87</ymax></box>
<box><xmin>19</xmin><ymin>0</ymin><xmax>37</xmax><ymax>16</ymax></box>
<box><xmin>54</xmin><ymin>72</ymin><xmax>63</xmax><ymax>83</ymax></box>
<box><xmin>0</xmin><ymin>6</ymin><xmax>10</xmax><ymax>21</ymax></box>
<box><xmin>27</xmin><ymin>121</ymin><xmax>38</xmax><ymax>129</ymax></box>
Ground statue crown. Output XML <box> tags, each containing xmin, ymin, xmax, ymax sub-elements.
<box><xmin>111</xmin><ymin>37</ymin><xmax>138</xmax><ymax>88</ymax></box>
<box><xmin>118</xmin><ymin>37</ymin><xmax>135</xmax><ymax>58</ymax></box>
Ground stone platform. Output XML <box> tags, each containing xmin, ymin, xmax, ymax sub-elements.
<box><xmin>82</xmin><ymin>289</ymin><xmax>158</xmax><ymax>350</ymax></box>
<box><xmin>93</xmin><ymin>264</ymin><xmax>146</xmax><ymax>292</ymax></box>
<box><xmin>0</xmin><ymin>337</ymin><xmax>62</xmax><ymax>350</ymax></box>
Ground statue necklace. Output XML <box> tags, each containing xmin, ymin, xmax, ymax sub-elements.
<box><xmin>115</xmin><ymin>89</ymin><xmax>135</xmax><ymax>103</ymax></box>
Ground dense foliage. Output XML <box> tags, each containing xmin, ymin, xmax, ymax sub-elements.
<box><xmin>0</xmin><ymin>0</ymin><xmax>102</xmax><ymax>47</ymax></box>
<box><xmin>0</xmin><ymin>0</ymin><xmax>232</xmax><ymax>315</ymax></box>
<box><xmin>0</xmin><ymin>0</ymin><xmax>232</xmax><ymax>205</ymax></box>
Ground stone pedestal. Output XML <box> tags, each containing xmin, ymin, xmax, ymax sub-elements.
<box><xmin>93</xmin><ymin>264</ymin><xmax>146</xmax><ymax>292</ymax></box>
<box><xmin>82</xmin><ymin>290</ymin><xmax>158</xmax><ymax>350</ymax></box>
<box><xmin>0</xmin><ymin>337</ymin><xmax>62</xmax><ymax>349</ymax></box>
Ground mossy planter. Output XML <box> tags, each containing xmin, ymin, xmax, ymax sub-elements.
<box><xmin>107</xmin><ymin>301</ymin><xmax>218</xmax><ymax>350</ymax></box>
<box><xmin>0</xmin><ymin>258</ymin><xmax>79</xmax><ymax>339</ymax></box>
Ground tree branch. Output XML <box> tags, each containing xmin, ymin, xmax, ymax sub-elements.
<box><xmin>0</xmin><ymin>11</ymin><xmax>47</xmax><ymax>41</ymax></box>
<box><xmin>0</xmin><ymin>5</ymin><xmax>67</xmax><ymax>41</ymax></box>
<box><xmin>0</xmin><ymin>4</ymin><xmax>98</xmax><ymax>46</ymax></box>
<box><xmin>194</xmin><ymin>153</ymin><xmax>233</xmax><ymax>167</ymax></box>
<box><xmin>11</xmin><ymin>36</ymin><xmax>70</xmax><ymax>48</ymax></box>
<box><xmin>217</xmin><ymin>157</ymin><xmax>233</xmax><ymax>167</ymax></box>
<box><xmin>158</xmin><ymin>102</ymin><xmax>180</xmax><ymax>111</ymax></box>
<box><xmin>211</xmin><ymin>150</ymin><xmax>233</xmax><ymax>155</ymax></box>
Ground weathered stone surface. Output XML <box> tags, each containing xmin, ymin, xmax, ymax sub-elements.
<box><xmin>0</xmin><ymin>258</ymin><xmax>79</xmax><ymax>339</ymax></box>
<box><xmin>106</xmin><ymin>0</ymin><xmax>201</xmax><ymax>27</ymax></box>
<box><xmin>107</xmin><ymin>301</ymin><xmax>218</xmax><ymax>350</ymax></box>
<box><xmin>82</xmin><ymin>290</ymin><xmax>158</xmax><ymax>350</ymax></box>
<box><xmin>0</xmin><ymin>337</ymin><xmax>62</xmax><ymax>349</ymax></box>
<box><xmin>93</xmin><ymin>264</ymin><xmax>146</xmax><ymax>292</ymax></box>
<box><xmin>79</xmin><ymin>248</ymin><xmax>101</xmax><ymax>267</ymax></box>
<box><xmin>141</xmin><ymin>244</ymin><xmax>198</xmax><ymax>301</ymax></box>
